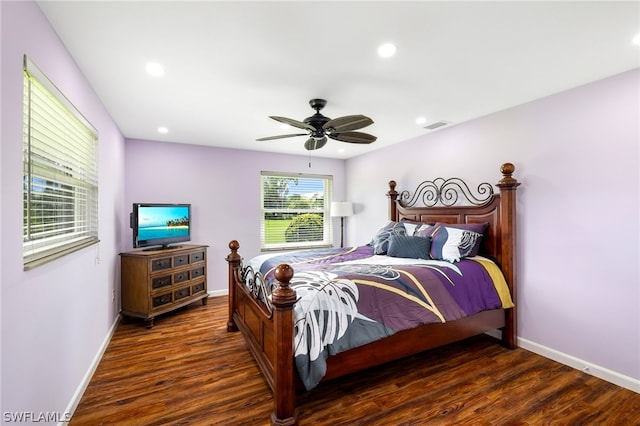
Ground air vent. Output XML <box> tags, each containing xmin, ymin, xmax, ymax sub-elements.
<box><xmin>424</xmin><ymin>121</ymin><xmax>450</xmax><ymax>131</ymax></box>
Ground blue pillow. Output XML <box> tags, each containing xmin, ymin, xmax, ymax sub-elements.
<box><xmin>371</xmin><ymin>221</ymin><xmax>407</xmax><ymax>254</ymax></box>
<box><xmin>387</xmin><ymin>235</ymin><xmax>431</xmax><ymax>259</ymax></box>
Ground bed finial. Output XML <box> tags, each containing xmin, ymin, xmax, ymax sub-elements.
<box><xmin>498</xmin><ymin>163</ymin><xmax>518</xmax><ymax>187</ymax></box>
<box><xmin>388</xmin><ymin>180</ymin><xmax>399</xmax><ymax>220</ymax></box>
<box><xmin>273</xmin><ymin>264</ymin><xmax>295</xmax><ymax>300</ymax></box>
<box><xmin>273</xmin><ymin>264</ymin><xmax>296</xmax><ymax>311</ymax></box>
<box><xmin>388</xmin><ymin>180</ymin><xmax>398</xmax><ymax>200</ymax></box>
<box><xmin>226</xmin><ymin>240</ymin><xmax>241</xmax><ymax>263</ymax></box>
<box><xmin>228</xmin><ymin>239</ymin><xmax>240</xmax><ymax>252</ymax></box>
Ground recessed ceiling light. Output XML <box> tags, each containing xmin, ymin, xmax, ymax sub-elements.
<box><xmin>377</xmin><ymin>43</ymin><xmax>396</xmax><ymax>58</ymax></box>
<box><xmin>633</xmin><ymin>33</ymin><xmax>640</xmax><ymax>45</ymax></box>
<box><xmin>145</xmin><ymin>62</ymin><xmax>165</xmax><ymax>76</ymax></box>
<box><xmin>157</xmin><ymin>127</ymin><xmax>168</xmax><ymax>134</ymax></box>
<box><xmin>415</xmin><ymin>117</ymin><xmax>427</xmax><ymax>125</ymax></box>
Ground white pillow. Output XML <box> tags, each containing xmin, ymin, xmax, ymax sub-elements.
<box><xmin>430</xmin><ymin>226</ymin><xmax>482</xmax><ymax>263</ymax></box>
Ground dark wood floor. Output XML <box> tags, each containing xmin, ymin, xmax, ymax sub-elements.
<box><xmin>71</xmin><ymin>296</ymin><xmax>640</xmax><ymax>425</ymax></box>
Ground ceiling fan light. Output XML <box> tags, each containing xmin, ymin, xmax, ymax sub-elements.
<box><xmin>259</xmin><ymin>99</ymin><xmax>376</xmax><ymax>150</ymax></box>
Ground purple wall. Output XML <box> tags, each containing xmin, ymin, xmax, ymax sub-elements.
<box><xmin>1</xmin><ymin>1</ymin><xmax>126</xmax><ymax>419</ymax></box>
<box><xmin>124</xmin><ymin>140</ymin><xmax>347</xmax><ymax>292</ymax></box>
<box><xmin>347</xmin><ymin>69</ymin><xmax>640</xmax><ymax>386</ymax></box>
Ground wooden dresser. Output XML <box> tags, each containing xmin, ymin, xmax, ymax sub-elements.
<box><xmin>120</xmin><ymin>244</ymin><xmax>208</xmax><ymax>328</ymax></box>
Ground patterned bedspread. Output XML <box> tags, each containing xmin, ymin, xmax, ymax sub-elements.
<box><xmin>250</xmin><ymin>245</ymin><xmax>514</xmax><ymax>390</ymax></box>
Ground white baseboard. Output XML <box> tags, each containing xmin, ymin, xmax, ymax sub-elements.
<box><xmin>485</xmin><ymin>330</ymin><xmax>639</xmax><ymax>393</ymax></box>
<box><xmin>61</xmin><ymin>314</ymin><xmax>120</xmax><ymax>425</ymax></box>
<box><xmin>518</xmin><ymin>337</ymin><xmax>640</xmax><ymax>393</ymax></box>
<box><xmin>208</xmin><ymin>289</ymin><xmax>229</xmax><ymax>298</ymax></box>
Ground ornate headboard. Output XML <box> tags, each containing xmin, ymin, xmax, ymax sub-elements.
<box><xmin>387</xmin><ymin>163</ymin><xmax>520</xmax><ymax>340</ymax></box>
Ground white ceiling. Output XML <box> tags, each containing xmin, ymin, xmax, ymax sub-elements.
<box><xmin>37</xmin><ymin>1</ymin><xmax>639</xmax><ymax>159</ymax></box>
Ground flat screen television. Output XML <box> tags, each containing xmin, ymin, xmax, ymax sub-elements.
<box><xmin>131</xmin><ymin>203</ymin><xmax>191</xmax><ymax>250</ymax></box>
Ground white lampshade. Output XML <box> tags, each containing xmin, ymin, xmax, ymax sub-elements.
<box><xmin>330</xmin><ymin>201</ymin><xmax>353</xmax><ymax>217</ymax></box>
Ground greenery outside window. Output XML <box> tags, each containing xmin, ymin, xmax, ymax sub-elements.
<box><xmin>23</xmin><ymin>56</ymin><xmax>99</xmax><ymax>270</ymax></box>
<box><xmin>261</xmin><ymin>171</ymin><xmax>333</xmax><ymax>251</ymax></box>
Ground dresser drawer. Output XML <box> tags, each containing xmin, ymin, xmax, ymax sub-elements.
<box><xmin>174</xmin><ymin>270</ymin><xmax>190</xmax><ymax>284</ymax></box>
<box><xmin>174</xmin><ymin>287</ymin><xmax>191</xmax><ymax>301</ymax></box>
<box><xmin>191</xmin><ymin>266</ymin><xmax>205</xmax><ymax>279</ymax></box>
<box><xmin>151</xmin><ymin>257</ymin><xmax>172</xmax><ymax>271</ymax></box>
<box><xmin>191</xmin><ymin>251</ymin><xmax>205</xmax><ymax>263</ymax></box>
<box><xmin>151</xmin><ymin>275</ymin><xmax>172</xmax><ymax>289</ymax></box>
<box><xmin>192</xmin><ymin>281</ymin><xmax>205</xmax><ymax>294</ymax></box>
<box><xmin>152</xmin><ymin>292</ymin><xmax>172</xmax><ymax>308</ymax></box>
<box><xmin>174</xmin><ymin>254</ymin><xmax>189</xmax><ymax>267</ymax></box>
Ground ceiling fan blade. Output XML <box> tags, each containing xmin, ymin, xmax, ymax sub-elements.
<box><xmin>270</xmin><ymin>116</ymin><xmax>316</xmax><ymax>131</ymax></box>
<box><xmin>323</xmin><ymin>115</ymin><xmax>373</xmax><ymax>132</ymax></box>
<box><xmin>256</xmin><ymin>133</ymin><xmax>307</xmax><ymax>141</ymax></box>
<box><xmin>304</xmin><ymin>137</ymin><xmax>327</xmax><ymax>151</ymax></box>
<box><xmin>329</xmin><ymin>131</ymin><xmax>377</xmax><ymax>144</ymax></box>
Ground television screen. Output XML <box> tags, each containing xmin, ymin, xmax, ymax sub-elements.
<box><xmin>132</xmin><ymin>203</ymin><xmax>191</xmax><ymax>250</ymax></box>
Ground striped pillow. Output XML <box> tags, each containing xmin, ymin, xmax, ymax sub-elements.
<box><xmin>387</xmin><ymin>235</ymin><xmax>431</xmax><ymax>259</ymax></box>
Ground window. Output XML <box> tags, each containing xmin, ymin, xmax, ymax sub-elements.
<box><xmin>261</xmin><ymin>172</ymin><xmax>333</xmax><ymax>250</ymax></box>
<box><xmin>22</xmin><ymin>56</ymin><xmax>98</xmax><ymax>270</ymax></box>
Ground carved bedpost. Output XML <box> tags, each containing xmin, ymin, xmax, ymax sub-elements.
<box><xmin>226</xmin><ymin>240</ymin><xmax>241</xmax><ymax>332</ymax></box>
<box><xmin>270</xmin><ymin>264</ymin><xmax>298</xmax><ymax>426</ymax></box>
<box><xmin>388</xmin><ymin>180</ymin><xmax>399</xmax><ymax>220</ymax></box>
<box><xmin>496</xmin><ymin>163</ymin><xmax>520</xmax><ymax>349</ymax></box>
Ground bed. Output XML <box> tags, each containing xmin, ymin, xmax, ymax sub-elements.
<box><xmin>226</xmin><ymin>162</ymin><xmax>520</xmax><ymax>425</ymax></box>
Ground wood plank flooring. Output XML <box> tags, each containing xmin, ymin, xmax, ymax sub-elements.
<box><xmin>71</xmin><ymin>296</ymin><xmax>640</xmax><ymax>425</ymax></box>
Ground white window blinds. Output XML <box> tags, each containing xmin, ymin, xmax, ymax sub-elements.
<box><xmin>260</xmin><ymin>172</ymin><xmax>333</xmax><ymax>250</ymax></box>
<box><xmin>23</xmin><ymin>56</ymin><xmax>99</xmax><ymax>270</ymax></box>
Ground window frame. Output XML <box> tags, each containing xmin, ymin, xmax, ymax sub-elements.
<box><xmin>22</xmin><ymin>55</ymin><xmax>99</xmax><ymax>270</ymax></box>
<box><xmin>260</xmin><ymin>171</ymin><xmax>333</xmax><ymax>251</ymax></box>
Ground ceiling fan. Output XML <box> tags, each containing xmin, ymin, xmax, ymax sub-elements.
<box><xmin>256</xmin><ymin>99</ymin><xmax>377</xmax><ymax>151</ymax></box>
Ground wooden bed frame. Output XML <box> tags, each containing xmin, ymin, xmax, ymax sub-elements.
<box><xmin>226</xmin><ymin>163</ymin><xmax>520</xmax><ymax>425</ymax></box>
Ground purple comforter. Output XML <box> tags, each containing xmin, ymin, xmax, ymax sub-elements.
<box><xmin>255</xmin><ymin>245</ymin><xmax>510</xmax><ymax>390</ymax></box>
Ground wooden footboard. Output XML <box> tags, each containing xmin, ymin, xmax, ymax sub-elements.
<box><xmin>226</xmin><ymin>163</ymin><xmax>520</xmax><ymax>426</ymax></box>
<box><xmin>227</xmin><ymin>242</ymin><xmax>297</xmax><ymax>425</ymax></box>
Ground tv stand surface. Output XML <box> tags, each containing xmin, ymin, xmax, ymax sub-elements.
<box><xmin>120</xmin><ymin>244</ymin><xmax>208</xmax><ymax>328</ymax></box>
<box><xmin>142</xmin><ymin>244</ymin><xmax>182</xmax><ymax>252</ymax></box>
